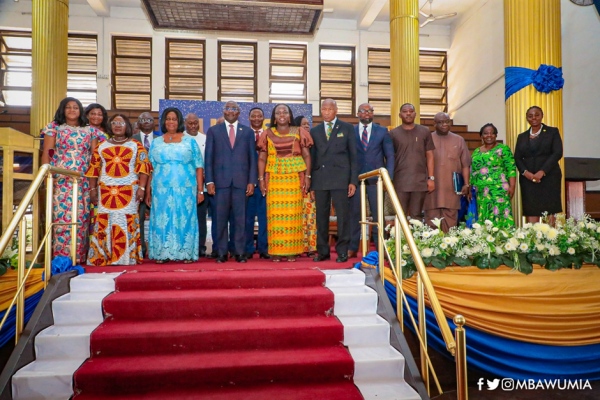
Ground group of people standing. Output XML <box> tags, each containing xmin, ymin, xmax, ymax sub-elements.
<box><xmin>41</xmin><ymin>96</ymin><xmax>562</xmax><ymax>266</ymax></box>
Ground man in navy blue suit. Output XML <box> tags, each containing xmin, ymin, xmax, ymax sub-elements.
<box><xmin>244</xmin><ymin>107</ymin><xmax>269</xmax><ymax>259</ymax></box>
<box><xmin>348</xmin><ymin>103</ymin><xmax>394</xmax><ymax>258</ymax></box>
<box><xmin>205</xmin><ymin>101</ymin><xmax>257</xmax><ymax>263</ymax></box>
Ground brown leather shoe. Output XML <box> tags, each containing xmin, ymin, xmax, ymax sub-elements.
<box><xmin>347</xmin><ymin>250</ymin><xmax>358</xmax><ymax>258</ymax></box>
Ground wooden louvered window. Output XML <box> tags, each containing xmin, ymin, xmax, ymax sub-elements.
<box><xmin>319</xmin><ymin>45</ymin><xmax>355</xmax><ymax>116</ymax></box>
<box><xmin>218</xmin><ymin>41</ymin><xmax>256</xmax><ymax>103</ymax></box>
<box><xmin>165</xmin><ymin>38</ymin><xmax>205</xmax><ymax>101</ymax></box>
<box><xmin>269</xmin><ymin>43</ymin><xmax>306</xmax><ymax>104</ymax></box>
<box><xmin>112</xmin><ymin>36</ymin><xmax>151</xmax><ymax>110</ymax></box>
<box><xmin>367</xmin><ymin>48</ymin><xmax>448</xmax><ymax>117</ymax></box>
<box><xmin>0</xmin><ymin>30</ymin><xmax>98</xmax><ymax>107</ymax></box>
<box><xmin>67</xmin><ymin>35</ymin><xmax>98</xmax><ymax>106</ymax></box>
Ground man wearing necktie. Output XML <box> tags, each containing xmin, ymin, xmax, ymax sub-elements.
<box><xmin>244</xmin><ymin>107</ymin><xmax>269</xmax><ymax>259</ymax></box>
<box><xmin>348</xmin><ymin>103</ymin><xmax>394</xmax><ymax>258</ymax></box>
<box><xmin>132</xmin><ymin>112</ymin><xmax>159</xmax><ymax>257</ymax></box>
<box><xmin>309</xmin><ymin>99</ymin><xmax>358</xmax><ymax>263</ymax></box>
<box><xmin>205</xmin><ymin>101</ymin><xmax>257</xmax><ymax>263</ymax></box>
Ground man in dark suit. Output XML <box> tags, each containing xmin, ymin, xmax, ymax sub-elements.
<box><xmin>132</xmin><ymin>112</ymin><xmax>159</xmax><ymax>258</ymax></box>
<box><xmin>205</xmin><ymin>101</ymin><xmax>257</xmax><ymax>263</ymax></box>
<box><xmin>348</xmin><ymin>103</ymin><xmax>394</xmax><ymax>258</ymax></box>
<box><xmin>310</xmin><ymin>98</ymin><xmax>358</xmax><ymax>263</ymax></box>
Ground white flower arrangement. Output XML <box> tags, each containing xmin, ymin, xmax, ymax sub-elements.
<box><xmin>385</xmin><ymin>214</ymin><xmax>600</xmax><ymax>279</ymax></box>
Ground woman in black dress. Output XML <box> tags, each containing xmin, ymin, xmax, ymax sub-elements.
<box><xmin>514</xmin><ymin>106</ymin><xmax>563</xmax><ymax>224</ymax></box>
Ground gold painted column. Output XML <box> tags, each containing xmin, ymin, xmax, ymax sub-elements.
<box><xmin>504</xmin><ymin>0</ymin><xmax>564</xmax><ymax>223</ymax></box>
<box><xmin>30</xmin><ymin>0</ymin><xmax>69</xmax><ymax>137</ymax></box>
<box><xmin>389</xmin><ymin>0</ymin><xmax>420</xmax><ymax>127</ymax></box>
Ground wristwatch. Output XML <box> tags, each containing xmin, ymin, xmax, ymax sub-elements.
<box><xmin>428</xmin><ymin>176</ymin><xmax>435</xmax><ymax>181</ymax></box>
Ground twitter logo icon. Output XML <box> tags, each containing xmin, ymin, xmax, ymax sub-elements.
<box><xmin>487</xmin><ymin>379</ymin><xmax>500</xmax><ymax>390</ymax></box>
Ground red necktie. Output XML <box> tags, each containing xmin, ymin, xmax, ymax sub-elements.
<box><xmin>254</xmin><ymin>129</ymin><xmax>260</xmax><ymax>142</ymax></box>
<box><xmin>361</xmin><ymin>125</ymin><xmax>369</xmax><ymax>151</ymax></box>
<box><xmin>229</xmin><ymin>124</ymin><xmax>235</xmax><ymax>147</ymax></box>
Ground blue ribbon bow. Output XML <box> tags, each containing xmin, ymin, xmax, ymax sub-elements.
<box><xmin>505</xmin><ymin>64</ymin><xmax>564</xmax><ymax>101</ymax></box>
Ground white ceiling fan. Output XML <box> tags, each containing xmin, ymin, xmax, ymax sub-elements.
<box><xmin>419</xmin><ymin>0</ymin><xmax>458</xmax><ymax>28</ymax></box>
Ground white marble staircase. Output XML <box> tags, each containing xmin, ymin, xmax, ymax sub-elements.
<box><xmin>323</xmin><ymin>268</ymin><xmax>421</xmax><ymax>400</ymax></box>
<box><xmin>11</xmin><ymin>273</ymin><xmax>120</xmax><ymax>400</ymax></box>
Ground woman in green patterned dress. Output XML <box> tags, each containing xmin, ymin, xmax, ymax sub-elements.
<box><xmin>470</xmin><ymin>123</ymin><xmax>517</xmax><ymax>228</ymax></box>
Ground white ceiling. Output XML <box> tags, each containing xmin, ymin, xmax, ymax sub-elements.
<box><xmin>72</xmin><ymin>0</ymin><xmax>479</xmax><ymax>29</ymax></box>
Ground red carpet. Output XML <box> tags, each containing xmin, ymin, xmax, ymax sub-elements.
<box><xmin>73</xmin><ymin>257</ymin><xmax>364</xmax><ymax>399</ymax></box>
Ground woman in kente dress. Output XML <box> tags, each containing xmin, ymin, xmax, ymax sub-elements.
<box><xmin>41</xmin><ymin>97</ymin><xmax>99</xmax><ymax>262</ymax></box>
<box><xmin>258</xmin><ymin>104</ymin><xmax>313</xmax><ymax>262</ymax></box>
<box><xmin>294</xmin><ymin>115</ymin><xmax>317</xmax><ymax>257</ymax></box>
<box><xmin>470</xmin><ymin>123</ymin><xmax>517</xmax><ymax>228</ymax></box>
<box><xmin>86</xmin><ymin>114</ymin><xmax>150</xmax><ymax>266</ymax></box>
<box><xmin>146</xmin><ymin>107</ymin><xmax>204</xmax><ymax>263</ymax></box>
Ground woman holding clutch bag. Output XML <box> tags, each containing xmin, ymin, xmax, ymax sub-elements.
<box><xmin>470</xmin><ymin>123</ymin><xmax>516</xmax><ymax>228</ymax></box>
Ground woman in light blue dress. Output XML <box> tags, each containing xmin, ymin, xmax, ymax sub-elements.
<box><xmin>146</xmin><ymin>107</ymin><xmax>204</xmax><ymax>263</ymax></box>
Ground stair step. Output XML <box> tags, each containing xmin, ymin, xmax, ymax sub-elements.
<box><xmin>115</xmin><ymin>269</ymin><xmax>326</xmax><ymax>291</ymax></box>
<box><xmin>70</xmin><ymin>273</ymin><xmax>120</xmax><ymax>292</ymax></box>
<box><xmin>35</xmin><ymin>324</ymin><xmax>97</xmax><ymax>361</ymax></box>
<box><xmin>73</xmin><ymin>381</ymin><xmax>363</xmax><ymax>400</ymax></box>
<box><xmin>103</xmin><ymin>287</ymin><xmax>334</xmax><ymax>320</ymax></box>
<box><xmin>338</xmin><ymin>314</ymin><xmax>390</xmax><ymax>346</ymax></box>
<box><xmin>12</xmin><ymin>359</ymin><xmax>86</xmax><ymax>400</ymax></box>
<box><xmin>350</xmin><ymin>345</ymin><xmax>406</xmax><ymax>381</ymax></box>
<box><xmin>322</xmin><ymin>268</ymin><xmax>366</xmax><ymax>287</ymax></box>
<box><xmin>90</xmin><ymin>316</ymin><xmax>343</xmax><ymax>356</ymax></box>
<box><xmin>328</xmin><ymin>285</ymin><xmax>378</xmax><ymax>316</ymax></box>
<box><xmin>354</xmin><ymin>380</ymin><xmax>421</xmax><ymax>400</ymax></box>
<box><xmin>74</xmin><ymin>347</ymin><xmax>354</xmax><ymax>395</ymax></box>
<box><xmin>52</xmin><ymin>293</ymin><xmax>108</xmax><ymax>325</ymax></box>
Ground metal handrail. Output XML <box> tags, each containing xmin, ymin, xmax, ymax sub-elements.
<box><xmin>358</xmin><ymin>168</ymin><xmax>468</xmax><ymax>400</ymax></box>
<box><xmin>0</xmin><ymin>164</ymin><xmax>82</xmax><ymax>343</ymax></box>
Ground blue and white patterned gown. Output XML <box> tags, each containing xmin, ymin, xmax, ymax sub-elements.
<box><xmin>148</xmin><ymin>136</ymin><xmax>203</xmax><ymax>261</ymax></box>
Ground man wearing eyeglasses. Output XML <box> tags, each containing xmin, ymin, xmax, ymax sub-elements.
<box><xmin>133</xmin><ymin>112</ymin><xmax>159</xmax><ymax>258</ymax></box>
<box><xmin>423</xmin><ymin>112</ymin><xmax>471</xmax><ymax>233</ymax></box>
<box><xmin>347</xmin><ymin>103</ymin><xmax>394</xmax><ymax>258</ymax></box>
<box><xmin>205</xmin><ymin>101</ymin><xmax>257</xmax><ymax>263</ymax></box>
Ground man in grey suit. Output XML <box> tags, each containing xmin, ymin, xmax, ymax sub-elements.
<box><xmin>310</xmin><ymin>99</ymin><xmax>358</xmax><ymax>263</ymax></box>
<box><xmin>132</xmin><ymin>112</ymin><xmax>158</xmax><ymax>257</ymax></box>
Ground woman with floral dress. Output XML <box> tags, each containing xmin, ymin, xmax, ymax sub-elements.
<box><xmin>41</xmin><ymin>97</ymin><xmax>99</xmax><ymax>262</ymax></box>
<box><xmin>86</xmin><ymin>114</ymin><xmax>150</xmax><ymax>266</ymax></box>
<box><xmin>470</xmin><ymin>123</ymin><xmax>517</xmax><ymax>228</ymax></box>
<box><xmin>146</xmin><ymin>107</ymin><xmax>204</xmax><ymax>263</ymax></box>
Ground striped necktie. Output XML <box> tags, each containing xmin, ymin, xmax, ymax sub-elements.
<box><xmin>361</xmin><ymin>125</ymin><xmax>369</xmax><ymax>151</ymax></box>
<box><xmin>326</xmin><ymin>122</ymin><xmax>333</xmax><ymax>140</ymax></box>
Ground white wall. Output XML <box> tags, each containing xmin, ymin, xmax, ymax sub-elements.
<box><xmin>447</xmin><ymin>0</ymin><xmax>505</xmax><ymax>139</ymax></box>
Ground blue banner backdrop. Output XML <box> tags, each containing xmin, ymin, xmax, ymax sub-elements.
<box><xmin>159</xmin><ymin>100</ymin><xmax>314</xmax><ymax>133</ymax></box>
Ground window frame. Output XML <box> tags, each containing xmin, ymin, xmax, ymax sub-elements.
<box><xmin>111</xmin><ymin>35</ymin><xmax>152</xmax><ymax>111</ymax></box>
<box><xmin>217</xmin><ymin>40</ymin><xmax>257</xmax><ymax>103</ymax></box>
<box><xmin>268</xmin><ymin>42</ymin><xmax>307</xmax><ymax>104</ymax></box>
<box><xmin>165</xmin><ymin>38</ymin><xmax>206</xmax><ymax>101</ymax></box>
<box><xmin>319</xmin><ymin>44</ymin><xmax>356</xmax><ymax>116</ymax></box>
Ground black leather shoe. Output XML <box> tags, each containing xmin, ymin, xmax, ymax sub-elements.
<box><xmin>336</xmin><ymin>255</ymin><xmax>349</xmax><ymax>263</ymax></box>
<box><xmin>313</xmin><ymin>254</ymin><xmax>331</xmax><ymax>262</ymax></box>
<box><xmin>236</xmin><ymin>255</ymin><xmax>247</xmax><ymax>263</ymax></box>
<box><xmin>198</xmin><ymin>251</ymin><xmax>206</xmax><ymax>258</ymax></box>
<box><xmin>208</xmin><ymin>252</ymin><xmax>218</xmax><ymax>259</ymax></box>
<box><xmin>259</xmin><ymin>253</ymin><xmax>271</xmax><ymax>259</ymax></box>
<box><xmin>216</xmin><ymin>255</ymin><xmax>228</xmax><ymax>263</ymax></box>
<box><xmin>244</xmin><ymin>253</ymin><xmax>254</xmax><ymax>259</ymax></box>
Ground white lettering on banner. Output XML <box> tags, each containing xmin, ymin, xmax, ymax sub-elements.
<box><xmin>478</xmin><ymin>378</ymin><xmax>593</xmax><ymax>391</ymax></box>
